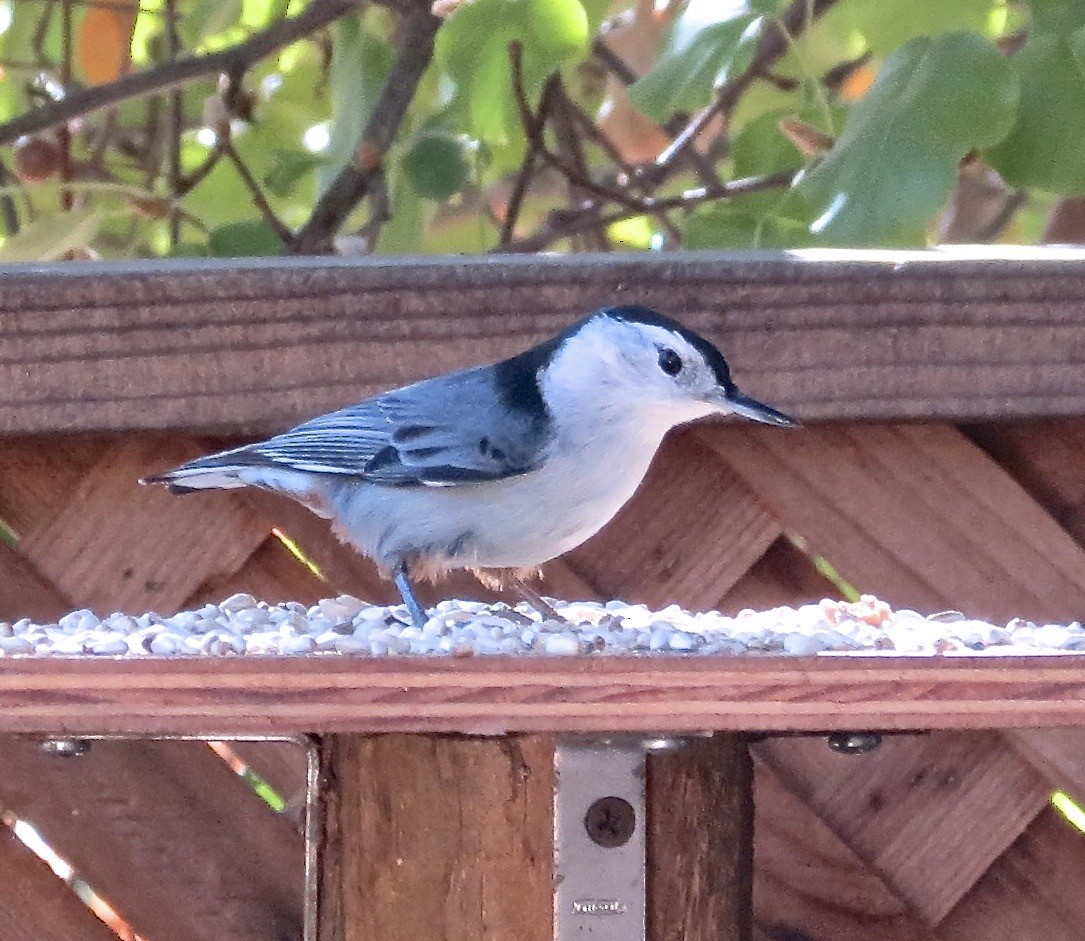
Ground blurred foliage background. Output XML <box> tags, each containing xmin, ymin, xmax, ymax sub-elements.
<box><xmin>0</xmin><ymin>0</ymin><xmax>1081</xmax><ymax>260</ymax></box>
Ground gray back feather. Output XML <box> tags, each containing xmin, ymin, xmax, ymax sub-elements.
<box><xmin>226</xmin><ymin>366</ymin><xmax>552</xmax><ymax>487</ymax></box>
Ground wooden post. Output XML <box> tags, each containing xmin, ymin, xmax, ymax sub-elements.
<box><xmin>317</xmin><ymin>733</ymin><xmax>554</xmax><ymax>941</ymax></box>
<box><xmin>647</xmin><ymin>734</ymin><xmax>754</xmax><ymax>941</ymax></box>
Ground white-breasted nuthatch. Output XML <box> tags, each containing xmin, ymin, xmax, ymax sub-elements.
<box><xmin>143</xmin><ymin>305</ymin><xmax>796</xmax><ymax>626</ymax></box>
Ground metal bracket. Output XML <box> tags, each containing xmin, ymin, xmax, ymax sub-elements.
<box><xmin>554</xmin><ymin>737</ymin><xmax>648</xmax><ymax>940</ymax></box>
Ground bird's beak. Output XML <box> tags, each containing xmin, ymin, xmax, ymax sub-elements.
<box><xmin>710</xmin><ymin>387</ymin><xmax>799</xmax><ymax>427</ymax></box>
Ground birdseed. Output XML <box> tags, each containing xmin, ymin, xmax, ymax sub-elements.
<box><xmin>0</xmin><ymin>593</ymin><xmax>1082</xmax><ymax>658</ymax></box>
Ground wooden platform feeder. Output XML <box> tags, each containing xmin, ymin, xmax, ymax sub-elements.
<box><xmin>2</xmin><ymin>249</ymin><xmax>1085</xmax><ymax>941</ymax></box>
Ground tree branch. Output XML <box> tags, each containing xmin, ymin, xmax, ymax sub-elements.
<box><xmin>291</xmin><ymin>0</ymin><xmax>440</xmax><ymax>253</ymax></box>
<box><xmin>652</xmin><ymin>0</ymin><xmax>841</xmax><ymax>177</ymax></box>
<box><xmin>221</xmin><ymin>138</ymin><xmax>294</xmax><ymax>247</ymax></box>
<box><xmin>505</xmin><ymin>169</ymin><xmax>794</xmax><ymax>253</ymax></box>
<box><xmin>0</xmin><ymin>0</ymin><xmax>359</xmax><ymax>148</ymax></box>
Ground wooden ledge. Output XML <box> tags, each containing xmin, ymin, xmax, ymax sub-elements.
<box><xmin>7</xmin><ymin>248</ymin><xmax>1085</xmax><ymax>434</ymax></box>
<box><xmin>2</xmin><ymin>654</ymin><xmax>1084</xmax><ymax>735</ymax></box>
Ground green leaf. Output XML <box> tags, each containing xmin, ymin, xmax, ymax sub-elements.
<box><xmin>796</xmin><ymin>32</ymin><xmax>1018</xmax><ymax>245</ymax></box>
<box><xmin>682</xmin><ymin>205</ymin><xmax>814</xmax><ymax>249</ymax></box>
<box><xmin>629</xmin><ymin>2</ymin><xmax>764</xmax><ymax>123</ymax></box>
<box><xmin>985</xmin><ymin>27</ymin><xmax>1085</xmax><ymax>193</ymax></box>
<box><xmin>263</xmin><ymin>149</ymin><xmax>332</xmax><ymax>199</ymax></box>
<box><xmin>436</xmin><ymin>0</ymin><xmax>590</xmax><ymax>144</ymax></box>
<box><xmin>523</xmin><ymin>0</ymin><xmax>589</xmax><ymax>61</ymax></box>
<box><xmin>402</xmin><ymin>133</ymin><xmax>469</xmax><ymax>200</ymax></box>
<box><xmin>182</xmin><ymin>0</ymin><xmax>244</xmax><ymax>47</ymax></box>
<box><xmin>0</xmin><ymin>208</ymin><xmax>106</xmax><ymax>262</ymax></box>
<box><xmin>847</xmin><ymin>0</ymin><xmax>1002</xmax><ymax>57</ymax></box>
<box><xmin>207</xmin><ymin>219</ymin><xmax>283</xmax><ymax>256</ymax></box>
<box><xmin>607</xmin><ymin>215</ymin><xmax>657</xmax><ymax>249</ymax></box>
<box><xmin>1027</xmin><ymin>0</ymin><xmax>1085</xmax><ymax>35</ymax></box>
<box><xmin>319</xmin><ymin>12</ymin><xmax>394</xmax><ymax>192</ymax></box>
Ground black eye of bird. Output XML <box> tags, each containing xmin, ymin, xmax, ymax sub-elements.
<box><xmin>658</xmin><ymin>347</ymin><xmax>683</xmax><ymax>376</ymax></box>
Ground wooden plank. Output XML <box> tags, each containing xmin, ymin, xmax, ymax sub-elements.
<box><xmin>719</xmin><ymin>536</ymin><xmax>843</xmax><ymax>613</ymax></box>
<box><xmin>318</xmin><ymin>734</ymin><xmax>552</xmax><ymax>941</ymax></box>
<box><xmin>6</xmin><ymin>250</ymin><xmax>1085</xmax><ymax>435</ymax></box>
<box><xmin>754</xmin><ymin>732</ymin><xmax>1050</xmax><ymax>924</ymax></box>
<box><xmin>568</xmin><ymin>433</ymin><xmax>780</xmax><ymax>610</ymax></box>
<box><xmin>18</xmin><ymin>438</ymin><xmax>269</xmax><ymax>615</ymax></box>
<box><xmin>707</xmin><ymin>423</ymin><xmax>1085</xmax><ymax>622</ymax></box>
<box><xmin>0</xmin><ymin>822</ymin><xmax>121</xmax><ymax>941</ymax></box>
<box><xmin>647</xmin><ymin>734</ymin><xmax>753</xmax><ymax>941</ymax></box>
<box><xmin>938</xmin><ymin>808</ymin><xmax>1085</xmax><ymax>940</ymax></box>
<box><xmin>752</xmin><ymin>762</ymin><xmax>933</xmax><ymax>941</ymax></box>
<box><xmin>187</xmin><ymin>533</ymin><xmax>329</xmax><ymax>608</ymax></box>
<box><xmin>0</xmin><ymin>544</ymin><xmax>71</xmax><ymax>623</ymax></box>
<box><xmin>0</xmin><ymin>737</ymin><xmax>303</xmax><ymax>941</ymax></box>
<box><xmin>2</xmin><ymin>655</ymin><xmax>1085</xmax><ymax>735</ymax></box>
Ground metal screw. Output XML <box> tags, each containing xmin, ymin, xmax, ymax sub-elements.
<box><xmin>40</xmin><ymin>737</ymin><xmax>91</xmax><ymax>757</ymax></box>
<box><xmin>827</xmin><ymin>732</ymin><xmax>882</xmax><ymax>755</ymax></box>
<box><xmin>641</xmin><ymin>737</ymin><xmax>686</xmax><ymax>752</ymax></box>
<box><xmin>584</xmin><ymin>796</ymin><xmax>636</xmax><ymax>848</ymax></box>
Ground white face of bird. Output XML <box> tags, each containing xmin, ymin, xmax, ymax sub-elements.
<box><xmin>541</xmin><ymin>312</ymin><xmax>795</xmax><ymax>433</ymax></box>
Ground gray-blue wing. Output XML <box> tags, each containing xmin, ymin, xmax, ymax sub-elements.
<box><xmin>233</xmin><ymin>368</ymin><xmax>549</xmax><ymax>486</ymax></box>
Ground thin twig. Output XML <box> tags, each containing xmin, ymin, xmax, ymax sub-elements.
<box><xmin>652</xmin><ymin>0</ymin><xmax>841</xmax><ymax>178</ymax></box>
<box><xmin>506</xmin><ymin>169</ymin><xmax>794</xmax><ymax>253</ymax></box>
<box><xmin>509</xmin><ymin>47</ymin><xmax>643</xmax><ymax>216</ymax></box>
<box><xmin>165</xmin><ymin>0</ymin><xmax>181</xmax><ymax>246</ymax></box>
<box><xmin>562</xmin><ymin>96</ymin><xmax>682</xmax><ymax>243</ymax></box>
<box><xmin>177</xmin><ymin>140</ymin><xmax>226</xmax><ymax>196</ymax></box>
<box><xmin>591</xmin><ymin>36</ymin><xmax>637</xmax><ymax>86</ymax></box>
<box><xmin>292</xmin><ymin>0</ymin><xmax>440</xmax><ymax>253</ymax></box>
<box><xmin>0</xmin><ymin>0</ymin><xmax>358</xmax><ymax>147</ymax></box>
<box><xmin>58</xmin><ymin>0</ymin><xmax>72</xmax><ymax>211</ymax></box>
<box><xmin>221</xmin><ymin>138</ymin><xmax>294</xmax><ymax>246</ymax></box>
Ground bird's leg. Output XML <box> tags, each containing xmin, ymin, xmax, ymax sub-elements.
<box><xmin>393</xmin><ymin>562</ymin><xmax>428</xmax><ymax>628</ymax></box>
<box><xmin>510</xmin><ymin>575</ymin><xmax>568</xmax><ymax>624</ymax></box>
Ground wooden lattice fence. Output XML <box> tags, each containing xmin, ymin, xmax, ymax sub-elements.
<box><xmin>2</xmin><ymin>250</ymin><xmax>1085</xmax><ymax>940</ymax></box>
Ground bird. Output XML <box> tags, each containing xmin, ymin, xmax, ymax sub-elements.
<box><xmin>142</xmin><ymin>305</ymin><xmax>797</xmax><ymax>627</ymax></box>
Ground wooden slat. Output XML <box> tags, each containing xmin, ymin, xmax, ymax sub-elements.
<box><xmin>568</xmin><ymin>434</ymin><xmax>780</xmax><ymax>610</ymax></box>
<box><xmin>719</xmin><ymin>536</ymin><xmax>843</xmax><ymax>613</ymax></box>
<box><xmin>708</xmin><ymin>423</ymin><xmax>1085</xmax><ymax>622</ymax></box>
<box><xmin>318</xmin><ymin>734</ymin><xmax>553</xmax><ymax>941</ymax></box>
<box><xmin>18</xmin><ymin>438</ymin><xmax>269</xmax><ymax>615</ymax></box>
<box><xmin>938</xmin><ymin>808</ymin><xmax>1085</xmax><ymax>940</ymax></box>
<box><xmin>647</xmin><ymin>734</ymin><xmax>753</xmax><ymax>941</ymax></box>
<box><xmin>0</xmin><ymin>544</ymin><xmax>71</xmax><ymax>623</ymax></box>
<box><xmin>6</xmin><ymin>250</ymin><xmax>1085</xmax><ymax>435</ymax></box>
<box><xmin>0</xmin><ymin>824</ymin><xmax>120</xmax><ymax>941</ymax></box>
<box><xmin>752</xmin><ymin>762</ymin><xmax>933</xmax><ymax>941</ymax></box>
<box><xmin>0</xmin><ymin>737</ymin><xmax>303</xmax><ymax>941</ymax></box>
<box><xmin>754</xmin><ymin>732</ymin><xmax>1050</xmax><ymax>924</ymax></box>
<box><xmin>2</xmin><ymin>656</ymin><xmax>1085</xmax><ymax>734</ymax></box>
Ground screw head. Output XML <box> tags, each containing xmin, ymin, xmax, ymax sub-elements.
<box><xmin>827</xmin><ymin>732</ymin><xmax>882</xmax><ymax>755</ymax></box>
<box><xmin>584</xmin><ymin>796</ymin><xmax>636</xmax><ymax>848</ymax></box>
<box><xmin>40</xmin><ymin>737</ymin><xmax>91</xmax><ymax>757</ymax></box>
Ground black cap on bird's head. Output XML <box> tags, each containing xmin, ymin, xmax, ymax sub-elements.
<box><xmin>597</xmin><ymin>304</ymin><xmax>798</xmax><ymax>428</ymax></box>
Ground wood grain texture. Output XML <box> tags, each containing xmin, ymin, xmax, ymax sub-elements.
<box><xmin>6</xmin><ymin>250</ymin><xmax>1085</xmax><ymax>435</ymax></box>
<box><xmin>318</xmin><ymin>734</ymin><xmax>553</xmax><ymax>941</ymax></box>
<box><xmin>753</xmin><ymin>762</ymin><xmax>933</xmax><ymax>941</ymax></box>
<box><xmin>719</xmin><ymin>536</ymin><xmax>843</xmax><ymax>614</ymax></box>
<box><xmin>0</xmin><ymin>737</ymin><xmax>303</xmax><ymax>941</ymax></box>
<box><xmin>0</xmin><ymin>824</ymin><xmax>120</xmax><ymax>941</ymax></box>
<box><xmin>647</xmin><ymin>734</ymin><xmax>753</xmax><ymax>941</ymax></box>
<box><xmin>938</xmin><ymin>808</ymin><xmax>1085</xmax><ymax>941</ymax></box>
<box><xmin>19</xmin><ymin>438</ymin><xmax>270</xmax><ymax>614</ymax></box>
<box><xmin>1</xmin><ymin>655</ymin><xmax>1085</xmax><ymax>734</ymax></box>
<box><xmin>754</xmin><ymin>732</ymin><xmax>1050</xmax><ymax>924</ymax></box>
<box><xmin>708</xmin><ymin>423</ymin><xmax>1085</xmax><ymax>623</ymax></box>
